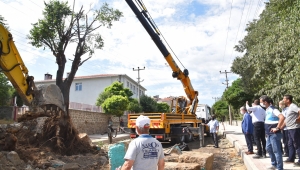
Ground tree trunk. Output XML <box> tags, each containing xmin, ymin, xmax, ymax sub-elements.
<box><xmin>228</xmin><ymin>105</ymin><xmax>232</xmax><ymax>125</ymax></box>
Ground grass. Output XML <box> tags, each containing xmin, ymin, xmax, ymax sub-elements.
<box><xmin>0</xmin><ymin>119</ymin><xmax>14</xmax><ymax>124</ymax></box>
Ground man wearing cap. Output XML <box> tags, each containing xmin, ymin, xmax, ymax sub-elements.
<box><xmin>120</xmin><ymin>115</ymin><xmax>165</xmax><ymax>170</ymax></box>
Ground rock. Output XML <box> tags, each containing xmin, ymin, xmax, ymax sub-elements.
<box><xmin>164</xmin><ymin>162</ymin><xmax>201</xmax><ymax>170</ymax></box>
<box><xmin>37</xmin><ymin>159</ymin><xmax>51</xmax><ymax>169</ymax></box>
<box><xmin>62</xmin><ymin>163</ymin><xmax>80</xmax><ymax>170</ymax></box>
<box><xmin>178</xmin><ymin>152</ymin><xmax>214</xmax><ymax>170</ymax></box>
<box><xmin>164</xmin><ymin>155</ymin><xmax>179</xmax><ymax>162</ymax></box>
<box><xmin>6</xmin><ymin>151</ymin><xmax>23</xmax><ymax>165</ymax></box>
<box><xmin>78</xmin><ymin>133</ymin><xmax>92</xmax><ymax>146</ymax></box>
<box><xmin>99</xmin><ymin>156</ymin><xmax>107</xmax><ymax>165</ymax></box>
<box><xmin>25</xmin><ymin>164</ymin><xmax>33</xmax><ymax>170</ymax></box>
<box><xmin>47</xmin><ymin>167</ymin><xmax>55</xmax><ymax>170</ymax></box>
<box><xmin>4</xmin><ymin>133</ymin><xmax>17</xmax><ymax>151</ymax></box>
<box><xmin>40</xmin><ymin>152</ymin><xmax>45</xmax><ymax>156</ymax></box>
<box><xmin>50</xmin><ymin>159</ymin><xmax>65</xmax><ymax>168</ymax></box>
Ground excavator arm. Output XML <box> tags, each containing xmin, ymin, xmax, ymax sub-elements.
<box><xmin>125</xmin><ymin>0</ymin><xmax>198</xmax><ymax>114</ymax></box>
<box><xmin>0</xmin><ymin>24</ymin><xmax>65</xmax><ymax>113</ymax></box>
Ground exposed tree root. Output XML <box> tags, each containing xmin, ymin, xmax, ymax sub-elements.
<box><xmin>41</xmin><ymin>116</ymin><xmax>94</xmax><ymax>155</ymax></box>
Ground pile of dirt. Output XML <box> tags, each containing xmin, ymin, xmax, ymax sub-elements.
<box><xmin>0</xmin><ymin>118</ymin><xmax>109</xmax><ymax>170</ymax></box>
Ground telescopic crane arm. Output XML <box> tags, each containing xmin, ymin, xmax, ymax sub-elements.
<box><xmin>125</xmin><ymin>0</ymin><xmax>198</xmax><ymax>114</ymax></box>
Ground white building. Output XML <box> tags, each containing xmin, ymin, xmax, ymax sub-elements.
<box><xmin>35</xmin><ymin>73</ymin><xmax>147</xmax><ymax>106</ymax></box>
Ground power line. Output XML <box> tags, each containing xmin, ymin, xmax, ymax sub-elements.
<box><xmin>212</xmin><ymin>97</ymin><xmax>221</xmax><ymax>102</ymax></box>
<box><xmin>220</xmin><ymin>0</ymin><xmax>234</xmax><ymax>71</ymax></box>
<box><xmin>227</xmin><ymin>0</ymin><xmax>247</xmax><ymax>69</ymax></box>
<box><xmin>220</xmin><ymin>70</ymin><xmax>233</xmax><ymax>125</ymax></box>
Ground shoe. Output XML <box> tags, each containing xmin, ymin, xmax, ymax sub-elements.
<box><xmin>246</xmin><ymin>151</ymin><xmax>254</xmax><ymax>155</ymax></box>
<box><xmin>283</xmin><ymin>154</ymin><xmax>289</xmax><ymax>157</ymax></box>
<box><xmin>263</xmin><ymin>154</ymin><xmax>267</xmax><ymax>158</ymax></box>
<box><xmin>253</xmin><ymin>154</ymin><xmax>262</xmax><ymax>159</ymax></box>
<box><xmin>294</xmin><ymin>162</ymin><xmax>300</xmax><ymax>167</ymax></box>
<box><xmin>283</xmin><ymin>159</ymin><xmax>294</xmax><ymax>163</ymax></box>
<box><xmin>266</xmin><ymin>165</ymin><xmax>276</xmax><ymax>170</ymax></box>
<box><xmin>214</xmin><ymin>146</ymin><xmax>219</xmax><ymax>148</ymax></box>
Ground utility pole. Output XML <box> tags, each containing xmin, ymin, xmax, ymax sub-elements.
<box><xmin>133</xmin><ymin>66</ymin><xmax>145</xmax><ymax>103</ymax></box>
<box><xmin>220</xmin><ymin>70</ymin><xmax>232</xmax><ymax>125</ymax></box>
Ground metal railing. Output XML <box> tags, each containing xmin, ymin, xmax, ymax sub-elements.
<box><xmin>69</xmin><ymin>102</ymin><xmax>103</xmax><ymax>112</ymax></box>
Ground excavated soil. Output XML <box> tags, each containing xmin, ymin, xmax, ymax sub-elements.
<box><xmin>0</xmin><ymin>118</ymin><xmax>108</xmax><ymax>170</ymax></box>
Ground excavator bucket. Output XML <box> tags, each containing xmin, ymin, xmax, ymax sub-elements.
<box><xmin>33</xmin><ymin>84</ymin><xmax>65</xmax><ymax>112</ymax></box>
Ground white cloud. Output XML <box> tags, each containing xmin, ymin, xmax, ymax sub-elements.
<box><xmin>0</xmin><ymin>0</ymin><xmax>266</xmax><ymax>107</ymax></box>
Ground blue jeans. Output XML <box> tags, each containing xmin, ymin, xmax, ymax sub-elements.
<box><xmin>266</xmin><ymin>133</ymin><xmax>283</xmax><ymax>170</ymax></box>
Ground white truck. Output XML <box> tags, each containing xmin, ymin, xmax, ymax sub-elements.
<box><xmin>195</xmin><ymin>104</ymin><xmax>211</xmax><ymax>123</ymax></box>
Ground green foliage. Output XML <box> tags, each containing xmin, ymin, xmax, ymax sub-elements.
<box><xmin>104</xmin><ymin>82</ymin><xmax>133</xmax><ymax>98</ymax></box>
<box><xmin>140</xmin><ymin>95</ymin><xmax>158</xmax><ymax>113</ymax></box>
<box><xmin>223</xmin><ymin>79</ymin><xmax>253</xmax><ymax>110</ymax></box>
<box><xmin>0</xmin><ymin>15</ymin><xmax>9</xmax><ymax>29</ymax></box>
<box><xmin>96</xmin><ymin>81</ymin><xmax>138</xmax><ymax>115</ymax></box>
<box><xmin>157</xmin><ymin>102</ymin><xmax>170</xmax><ymax>113</ymax></box>
<box><xmin>101</xmin><ymin>95</ymin><xmax>129</xmax><ymax>117</ymax></box>
<box><xmin>27</xmin><ymin>0</ymin><xmax>122</xmax><ymax>113</ymax></box>
<box><xmin>212</xmin><ymin>99</ymin><xmax>228</xmax><ymax>118</ymax></box>
<box><xmin>0</xmin><ymin>73</ymin><xmax>12</xmax><ymax>106</ymax></box>
<box><xmin>96</xmin><ymin>91</ymin><xmax>112</xmax><ymax>106</ymax></box>
<box><xmin>232</xmin><ymin>0</ymin><xmax>300</xmax><ymax>104</ymax></box>
<box><xmin>127</xmin><ymin>99</ymin><xmax>142</xmax><ymax>113</ymax></box>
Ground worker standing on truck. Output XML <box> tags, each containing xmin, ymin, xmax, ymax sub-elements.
<box><xmin>120</xmin><ymin>115</ymin><xmax>165</xmax><ymax>170</ymax></box>
<box><xmin>207</xmin><ymin>115</ymin><xmax>219</xmax><ymax>148</ymax></box>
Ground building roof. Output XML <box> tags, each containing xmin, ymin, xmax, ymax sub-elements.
<box><xmin>35</xmin><ymin>74</ymin><xmax>147</xmax><ymax>91</ymax></box>
<box><xmin>35</xmin><ymin>74</ymin><xmax>121</xmax><ymax>82</ymax></box>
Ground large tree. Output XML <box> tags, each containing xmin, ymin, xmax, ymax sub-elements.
<box><xmin>27</xmin><ymin>0</ymin><xmax>122</xmax><ymax>155</ymax></box>
<box><xmin>232</xmin><ymin>0</ymin><xmax>300</xmax><ymax>104</ymax></box>
<box><xmin>28</xmin><ymin>0</ymin><xmax>122</xmax><ymax>114</ymax></box>
<box><xmin>223</xmin><ymin>78</ymin><xmax>254</xmax><ymax>110</ymax></box>
<box><xmin>96</xmin><ymin>81</ymin><xmax>136</xmax><ymax>117</ymax></box>
<box><xmin>140</xmin><ymin>95</ymin><xmax>158</xmax><ymax>113</ymax></box>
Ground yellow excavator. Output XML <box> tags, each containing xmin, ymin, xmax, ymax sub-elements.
<box><xmin>0</xmin><ymin>24</ymin><xmax>65</xmax><ymax>116</ymax></box>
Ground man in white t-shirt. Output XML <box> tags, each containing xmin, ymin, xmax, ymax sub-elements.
<box><xmin>120</xmin><ymin>115</ymin><xmax>165</xmax><ymax>170</ymax></box>
<box><xmin>207</xmin><ymin>115</ymin><xmax>219</xmax><ymax>148</ymax></box>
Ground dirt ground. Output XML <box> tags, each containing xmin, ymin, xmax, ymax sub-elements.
<box><xmin>0</xmin><ymin>119</ymin><xmax>109</xmax><ymax>170</ymax></box>
<box><xmin>188</xmin><ymin>135</ymin><xmax>247</xmax><ymax>170</ymax></box>
<box><xmin>1</xmin><ymin>118</ymin><xmax>246</xmax><ymax>170</ymax></box>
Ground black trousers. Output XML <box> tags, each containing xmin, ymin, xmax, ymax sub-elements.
<box><xmin>211</xmin><ymin>132</ymin><xmax>218</xmax><ymax>147</ymax></box>
<box><xmin>283</xmin><ymin>130</ymin><xmax>289</xmax><ymax>155</ymax></box>
<box><xmin>288</xmin><ymin>128</ymin><xmax>300</xmax><ymax>162</ymax></box>
<box><xmin>253</xmin><ymin>122</ymin><xmax>266</xmax><ymax>155</ymax></box>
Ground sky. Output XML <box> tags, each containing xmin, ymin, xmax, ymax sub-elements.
<box><xmin>0</xmin><ymin>0</ymin><xmax>266</xmax><ymax>107</ymax></box>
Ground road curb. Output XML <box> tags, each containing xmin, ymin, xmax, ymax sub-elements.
<box><xmin>226</xmin><ymin>134</ymin><xmax>259</xmax><ymax>170</ymax></box>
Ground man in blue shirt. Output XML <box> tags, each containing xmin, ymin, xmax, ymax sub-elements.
<box><xmin>260</xmin><ymin>95</ymin><xmax>285</xmax><ymax>170</ymax></box>
<box><xmin>240</xmin><ymin>106</ymin><xmax>254</xmax><ymax>155</ymax></box>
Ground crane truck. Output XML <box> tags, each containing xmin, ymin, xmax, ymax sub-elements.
<box><xmin>125</xmin><ymin>0</ymin><xmax>210</xmax><ymax>143</ymax></box>
<box><xmin>0</xmin><ymin>24</ymin><xmax>65</xmax><ymax>117</ymax></box>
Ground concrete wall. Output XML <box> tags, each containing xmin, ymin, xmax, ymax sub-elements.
<box><xmin>0</xmin><ymin>107</ymin><xmax>13</xmax><ymax>119</ymax></box>
<box><xmin>69</xmin><ymin>109</ymin><xmax>127</xmax><ymax>135</ymax></box>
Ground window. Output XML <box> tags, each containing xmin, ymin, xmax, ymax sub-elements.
<box><xmin>133</xmin><ymin>86</ymin><xmax>135</xmax><ymax>93</ymax></box>
<box><xmin>75</xmin><ymin>83</ymin><xmax>82</xmax><ymax>91</ymax></box>
<box><xmin>127</xmin><ymin>81</ymin><xmax>129</xmax><ymax>87</ymax></box>
<box><xmin>130</xmin><ymin>84</ymin><xmax>132</xmax><ymax>89</ymax></box>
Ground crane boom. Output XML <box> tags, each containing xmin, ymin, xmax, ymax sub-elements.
<box><xmin>125</xmin><ymin>0</ymin><xmax>198</xmax><ymax>114</ymax></box>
